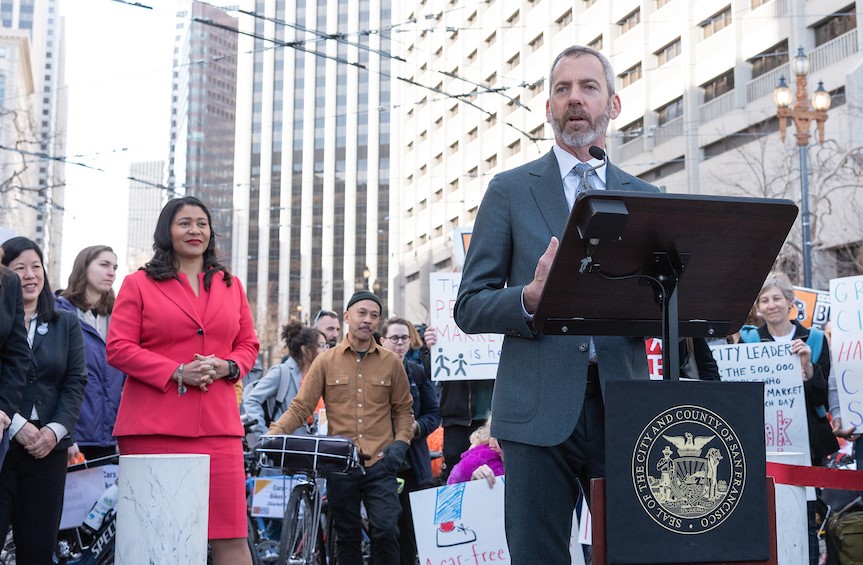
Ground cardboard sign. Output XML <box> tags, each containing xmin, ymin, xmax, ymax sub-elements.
<box><xmin>829</xmin><ymin>276</ymin><xmax>863</xmax><ymax>432</ymax></box>
<box><xmin>428</xmin><ymin>272</ymin><xmax>501</xmax><ymax>381</ymax></box>
<box><xmin>250</xmin><ymin>475</ymin><xmax>299</xmax><ymax>518</ymax></box>
<box><xmin>710</xmin><ymin>343</ymin><xmax>811</xmax><ymax>462</ymax></box>
<box><xmin>60</xmin><ymin>464</ymin><xmax>119</xmax><ymax>530</ymax></box>
<box><xmin>410</xmin><ymin>479</ymin><xmax>585</xmax><ymax>565</ymax></box>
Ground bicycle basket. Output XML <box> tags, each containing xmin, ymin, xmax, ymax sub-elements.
<box><xmin>257</xmin><ymin>435</ymin><xmax>359</xmax><ymax>474</ymax></box>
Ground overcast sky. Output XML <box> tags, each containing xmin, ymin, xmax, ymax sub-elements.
<box><xmin>58</xmin><ymin>1</ymin><xmax>175</xmax><ymax>283</ymax></box>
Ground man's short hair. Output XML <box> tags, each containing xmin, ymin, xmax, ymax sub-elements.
<box><xmin>548</xmin><ymin>45</ymin><xmax>616</xmax><ymax>99</ymax></box>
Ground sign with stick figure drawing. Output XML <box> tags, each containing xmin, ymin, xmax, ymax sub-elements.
<box><xmin>410</xmin><ymin>479</ymin><xmax>586</xmax><ymax>565</ymax></box>
<box><xmin>429</xmin><ymin>272</ymin><xmax>501</xmax><ymax>381</ymax></box>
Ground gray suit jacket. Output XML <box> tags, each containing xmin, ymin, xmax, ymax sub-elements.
<box><xmin>454</xmin><ymin>150</ymin><xmax>658</xmax><ymax>447</ymax></box>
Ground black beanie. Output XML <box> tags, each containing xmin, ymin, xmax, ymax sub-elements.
<box><xmin>346</xmin><ymin>290</ymin><xmax>382</xmax><ymax>312</ymax></box>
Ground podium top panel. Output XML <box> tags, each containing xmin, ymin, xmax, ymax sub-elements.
<box><xmin>534</xmin><ymin>191</ymin><xmax>798</xmax><ymax>337</ymax></box>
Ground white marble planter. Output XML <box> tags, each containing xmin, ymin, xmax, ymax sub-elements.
<box><xmin>115</xmin><ymin>454</ymin><xmax>209</xmax><ymax>564</ymax></box>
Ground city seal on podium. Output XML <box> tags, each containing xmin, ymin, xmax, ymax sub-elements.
<box><xmin>631</xmin><ymin>404</ymin><xmax>745</xmax><ymax>535</ymax></box>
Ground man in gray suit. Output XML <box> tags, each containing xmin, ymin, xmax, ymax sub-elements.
<box><xmin>454</xmin><ymin>46</ymin><xmax>658</xmax><ymax>564</ymax></box>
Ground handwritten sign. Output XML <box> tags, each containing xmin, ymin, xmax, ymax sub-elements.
<box><xmin>829</xmin><ymin>276</ymin><xmax>863</xmax><ymax>432</ymax></box>
<box><xmin>428</xmin><ymin>272</ymin><xmax>501</xmax><ymax>381</ymax></box>
<box><xmin>60</xmin><ymin>464</ymin><xmax>119</xmax><ymax>530</ymax></box>
<box><xmin>250</xmin><ymin>475</ymin><xmax>298</xmax><ymax>518</ymax></box>
<box><xmin>410</xmin><ymin>479</ymin><xmax>585</xmax><ymax>565</ymax></box>
<box><xmin>710</xmin><ymin>343</ymin><xmax>810</xmax><ymax>461</ymax></box>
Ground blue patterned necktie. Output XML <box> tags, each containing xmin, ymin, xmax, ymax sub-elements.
<box><xmin>573</xmin><ymin>162</ymin><xmax>595</xmax><ymax>195</ymax></box>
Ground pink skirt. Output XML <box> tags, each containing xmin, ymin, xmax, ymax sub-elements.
<box><xmin>118</xmin><ymin>435</ymin><xmax>246</xmax><ymax>539</ymax></box>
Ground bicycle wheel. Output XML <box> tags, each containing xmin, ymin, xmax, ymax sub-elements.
<box><xmin>279</xmin><ymin>484</ymin><xmax>324</xmax><ymax>565</ymax></box>
<box><xmin>247</xmin><ymin>514</ymin><xmax>262</xmax><ymax>565</ymax></box>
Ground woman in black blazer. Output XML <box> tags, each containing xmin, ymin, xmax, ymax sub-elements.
<box><xmin>0</xmin><ymin>263</ymin><xmax>28</xmax><ymax>433</ymax></box>
<box><xmin>0</xmin><ymin>237</ymin><xmax>87</xmax><ymax>564</ymax></box>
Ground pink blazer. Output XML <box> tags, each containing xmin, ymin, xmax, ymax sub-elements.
<box><xmin>107</xmin><ymin>270</ymin><xmax>259</xmax><ymax>438</ymax></box>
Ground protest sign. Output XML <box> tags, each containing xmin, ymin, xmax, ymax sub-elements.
<box><xmin>829</xmin><ymin>275</ymin><xmax>863</xmax><ymax>432</ymax></box>
<box><xmin>410</xmin><ymin>479</ymin><xmax>585</xmax><ymax>565</ymax></box>
<box><xmin>428</xmin><ymin>272</ymin><xmax>501</xmax><ymax>381</ymax></box>
<box><xmin>793</xmin><ymin>286</ymin><xmax>831</xmax><ymax>329</ymax></box>
<box><xmin>60</xmin><ymin>463</ymin><xmax>119</xmax><ymax>530</ymax></box>
<box><xmin>710</xmin><ymin>342</ymin><xmax>810</xmax><ymax>461</ymax></box>
<box><xmin>645</xmin><ymin>338</ymin><xmax>663</xmax><ymax>379</ymax></box>
<box><xmin>453</xmin><ymin>227</ymin><xmax>472</xmax><ymax>270</ymax></box>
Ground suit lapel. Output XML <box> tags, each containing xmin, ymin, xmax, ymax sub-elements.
<box><xmin>605</xmin><ymin>163</ymin><xmax>634</xmax><ymax>192</ymax></box>
<box><xmin>202</xmin><ymin>272</ymin><xmax>226</xmax><ymax>327</ymax></box>
<box><xmin>155</xmin><ymin>277</ymin><xmax>203</xmax><ymax>327</ymax></box>
<box><xmin>31</xmin><ymin>319</ymin><xmax>48</xmax><ymax>353</ymax></box>
<box><xmin>529</xmin><ymin>151</ymin><xmax>570</xmax><ymax>237</ymax></box>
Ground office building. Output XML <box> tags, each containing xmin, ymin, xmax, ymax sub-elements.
<box><xmin>391</xmin><ymin>0</ymin><xmax>861</xmax><ymax>319</ymax></box>
<box><xmin>168</xmin><ymin>0</ymin><xmax>239</xmax><ymax>263</ymax></box>
<box><xmin>232</xmin><ymin>0</ymin><xmax>391</xmax><ymax>358</ymax></box>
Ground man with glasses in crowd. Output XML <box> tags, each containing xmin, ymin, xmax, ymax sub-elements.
<box><xmin>313</xmin><ymin>309</ymin><xmax>341</xmax><ymax>349</ymax></box>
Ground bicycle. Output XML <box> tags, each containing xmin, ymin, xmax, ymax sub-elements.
<box><xmin>255</xmin><ymin>434</ymin><xmax>362</xmax><ymax>565</ymax></box>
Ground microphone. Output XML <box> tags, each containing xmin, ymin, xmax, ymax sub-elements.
<box><xmin>580</xmin><ymin>146</ymin><xmax>608</xmax><ymax>191</ymax></box>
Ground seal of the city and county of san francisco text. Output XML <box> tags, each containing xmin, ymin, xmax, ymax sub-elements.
<box><xmin>631</xmin><ymin>405</ymin><xmax>746</xmax><ymax>534</ymax></box>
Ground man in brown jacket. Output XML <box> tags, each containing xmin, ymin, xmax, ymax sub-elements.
<box><xmin>269</xmin><ymin>290</ymin><xmax>414</xmax><ymax>565</ymax></box>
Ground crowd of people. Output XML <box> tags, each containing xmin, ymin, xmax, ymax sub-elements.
<box><xmin>0</xmin><ymin>44</ymin><xmax>859</xmax><ymax>565</ymax></box>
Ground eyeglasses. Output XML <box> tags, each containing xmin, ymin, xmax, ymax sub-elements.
<box><xmin>386</xmin><ymin>335</ymin><xmax>410</xmax><ymax>344</ymax></box>
<box><xmin>312</xmin><ymin>310</ymin><xmax>337</xmax><ymax>325</ymax></box>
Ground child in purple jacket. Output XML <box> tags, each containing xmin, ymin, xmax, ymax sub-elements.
<box><xmin>447</xmin><ymin>416</ymin><xmax>504</xmax><ymax>487</ymax></box>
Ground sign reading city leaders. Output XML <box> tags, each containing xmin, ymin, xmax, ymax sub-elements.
<box><xmin>428</xmin><ymin>272</ymin><xmax>501</xmax><ymax>381</ymax></box>
<box><xmin>710</xmin><ymin>342</ymin><xmax>811</xmax><ymax>463</ymax></box>
<box><xmin>829</xmin><ymin>275</ymin><xmax>863</xmax><ymax>432</ymax></box>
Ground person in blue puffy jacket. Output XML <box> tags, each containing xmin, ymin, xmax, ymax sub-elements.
<box><xmin>57</xmin><ymin>245</ymin><xmax>124</xmax><ymax>462</ymax></box>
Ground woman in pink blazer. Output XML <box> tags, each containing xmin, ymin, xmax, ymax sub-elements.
<box><xmin>107</xmin><ymin>196</ymin><xmax>259</xmax><ymax>565</ymax></box>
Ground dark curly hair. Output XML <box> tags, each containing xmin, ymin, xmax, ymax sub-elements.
<box><xmin>142</xmin><ymin>196</ymin><xmax>232</xmax><ymax>290</ymax></box>
<box><xmin>280</xmin><ymin>320</ymin><xmax>325</xmax><ymax>372</ymax></box>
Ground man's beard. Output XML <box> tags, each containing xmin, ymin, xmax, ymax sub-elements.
<box><xmin>550</xmin><ymin>104</ymin><xmax>612</xmax><ymax>150</ymax></box>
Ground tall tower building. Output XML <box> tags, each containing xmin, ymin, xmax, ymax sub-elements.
<box><xmin>232</xmin><ymin>0</ymin><xmax>391</xmax><ymax>356</ymax></box>
<box><xmin>127</xmin><ymin>160</ymin><xmax>165</xmax><ymax>271</ymax></box>
<box><xmin>168</xmin><ymin>1</ymin><xmax>238</xmax><ymax>264</ymax></box>
<box><xmin>0</xmin><ymin>0</ymin><xmax>67</xmax><ymax>282</ymax></box>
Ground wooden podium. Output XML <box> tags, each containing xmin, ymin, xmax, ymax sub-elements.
<box><xmin>589</xmin><ymin>478</ymin><xmax>779</xmax><ymax>565</ymax></box>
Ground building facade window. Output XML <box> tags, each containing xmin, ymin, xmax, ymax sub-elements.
<box><xmin>700</xmin><ymin>6</ymin><xmax>731</xmax><ymax>38</ymax></box>
<box><xmin>656</xmin><ymin>97</ymin><xmax>683</xmax><ymax>125</ymax></box>
<box><xmin>588</xmin><ymin>35</ymin><xmax>603</xmax><ymax>51</ymax></box>
<box><xmin>814</xmin><ymin>5</ymin><xmax>857</xmax><ymax>47</ymax></box>
<box><xmin>701</xmin><ymin>70</ymin><xmax>734</xmax><ymax>103</ymax></box>
<box><xmin>619</xmin><ymin>63</ymin><xmax>642</xmax><ymax>89</ymax></box>
<box><xmin>655</xmin><ymin>38</ymin><xmax>681</xmax><ymax>66</ymax></box>
<box><xmin>618</xmin><ymin>9</ymin><xmax>641</xmax><ymax>34</ymax></box>
<box><xmin>529</xmin><ymin>33</ymin><xmax>544</xmax><ymax>52</ymax></box>
<box><xmin>749</xmin><ymin>40</ymin><xmax>788</xmax><ymax>79</ymax></box>
<box><xmin>557</xmin><ymin>8</ymin><xmax>572</xmax><ymax>28</ymax></box>
<box><xmin>619</xmin><ymin>118</ymin><xmax>644</xmax><ymax>141</ymax></box>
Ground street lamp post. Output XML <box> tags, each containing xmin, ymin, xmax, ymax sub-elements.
<box><xmin>773</xmin><ymin>47</ymin><xmax>832</xmax><ymax>288</ymax></box>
